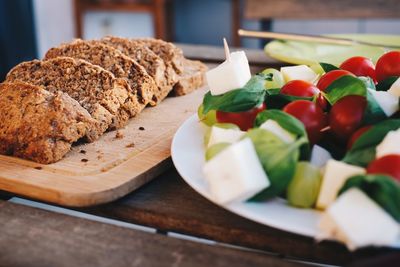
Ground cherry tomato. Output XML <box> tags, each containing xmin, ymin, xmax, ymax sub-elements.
<box><xmin>316</xmin><ymin>92</ymin><xmax>329</xmax><ymax>111</ymax></box>
<box><xmin>347</xmin><ymin>125</ymin><xmax>372</xmax><ymax>150</ymax></box>
<box><xmin>316</xmin><ymin>70</ymin><xmax>355</xmax><ymax>91</ymax></box>
<box><xmin>340</xmin><ymin>56</ymin><xmax>377</xmax><ymax>83</ymax></box>
<box><xmin>216</xmin><ymin>103</ymin><xmax>266</xmax><ymax>131</ymax></box>
<box><xmin>375</xmin><ymin>51</ymin><xmax>400</xmax><ymax>82</ymax></box>
<box><xmin>367</xmin><ymin>154</ymin><xmax>400</xmax><ymax>182</ymax></box>
<box><xmin>280</xmin><ymin>80</ymin><xmax>320</xmax><ymax>97</ymax></box>
<box><xmin>283</xmin><ymin>100</ymin><xmax>326</xmax><ymax>144</ymax></box>
<box><xmin>329</xmin><ymin>95</ymin><xmax>366</xmax><ymax>141</ymax></box>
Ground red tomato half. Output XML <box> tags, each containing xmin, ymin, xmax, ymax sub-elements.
<box><xmin>280</xmin><ymin>80</ymin><xmax>320</xmax><ymax>97</ymax></box>
<box><xmin>367</xmin><ymin>154</ymin><xmax>400</xmax><ymax>182</ymax></box>
<box><xmin>375</xmin><ymin>51</ymin><xmax>400</xmax><ymax>82</ymax></box>
<box><xmin>347</xmin><ymin>125</ymin><xmax>372</xmax><ymax>150</ymax></box>
<box><xmin>340</xmin><ymin>56</ymin><xmax>377</xmax><ymax>83</ymax></box>
<box><xmin>216</xmin><ymin>103</ymin><xmax>266</xmax><ymax>131</ymax></box>
<box><xmin>283</xmin><ymin>100</ymin><xmax>326</xmax><ymax>144</ymax></box>
<box><xmin>329</xmin><ymin>95</ymin><xmax>367</xmax><ymax>141</ymax></box>
<box><xmin>316</xmin><ymin>70</ymin><xmax>355</xmax><ymax>91</ymax></box>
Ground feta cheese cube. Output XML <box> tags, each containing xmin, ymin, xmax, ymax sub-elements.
<box><xmin>316</xmin><ymin>159</ymin><xmax>365</xmax><ymax>209</ymax></box>
<box><xmin>281</xmin><ymin>65</ymin><xmax>317</xmax><ymax>83</ymax></box>
<box><xmin>388</xmin><ymin>77</ymin><xmax>400</xmax><ymax>97</ymax></box>
<box><xmin>203</xmin><ymin>138</ymin><xmax>270</xmax><ymax>204</ymax></box>
<box><xmin>376</xmin><ymin>129</ymin><xmax>400</xmax><ymax>158</ymax></box>
<box><xmin>207</xmin><ymin>126</ymin><xmax>245</xmax><ymax>148</ymax></box>
<box><xmin>206</xmin><ymin>51</ymin><xmax>251</xmax><ymax>96</ymax></box>
<box><xmin>368</xmin><ymin>89</ymin><xmax>399</xmax><ymax>117</ymax></box>
<box><xmin>318</xmin><ymin>188</ymin><xmax>400</xmax><ymax>251</ymax></box>
<box><xmin>259</xmin><ymin>120</ymin><xmax>295</xmax><ymax>143</ymax></box>
<box><xmin>310</xmin><ymin>145</ymin><xmax>332</xmax><ymax>168</ymax></box>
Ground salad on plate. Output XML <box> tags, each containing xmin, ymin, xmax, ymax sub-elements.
<box><xmin>196</xmin><ymin>47</ymin><xmax>400</xmax><ymax>251</ymax></box>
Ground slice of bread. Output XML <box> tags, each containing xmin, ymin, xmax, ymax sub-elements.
<box><xmin>100</xmin><ymin>36</ymin><xmax>171</xmax><ymax>105</ymax></box>
<box><xmin>172</xmin><ymin>59</ymin><xmax>208</xmax><ymax>96</ymax></box>
<box><xmin>6</xmin><ymin>57</ymin><xmax>131</xmax><ymax>135</ymax></box>
<box><xmin>44</xmin><ymin>40</ymin><xmax>157</xmax><ymax>112</ymax></box>
<box><xmin>0</xmin><ymin>82</ymin><xmax>98</xmax><ymax>164</ymax></box>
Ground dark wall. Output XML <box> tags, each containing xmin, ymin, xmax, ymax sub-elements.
<box><xmin>0</xmin><ymin>0</ymin><xmax>37</xmax><ymax>81</ymax></box>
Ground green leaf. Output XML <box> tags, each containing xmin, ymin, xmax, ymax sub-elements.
<box><xmin>342</xmin><ymin>119</ymin><xmax>400</xmax><ymax>167</ymax></box>
<box><xmin>376</xmin><ymin>76</ymin><xmax>399</xmax><ymax>91</ymax></box>
<box><xmin>359</xmin><ymin>76</ymin><xmax>376</xmax><ymax>90</ymax></box>
<box><xmin>202</xmin><ymin>74</ymin><xmax>267</xmax><ymax>113</ymax></box>
<box><xmin>339</xmin><ymin>174</ymin><xmax>400</xmax><ymax>222</ymax></box>
<box><xmin>265</xmin><ymin>93</ymin><xmax>313</xmax><ymax>110</ymax></box>
<box><xmin>243</xmin><ymin>129</ymin><xmax>305</xmax><ymax>200</ymax></box>
<box><xmin>254</xmin><ymin>109</ymin><xmax>310</xmax><ymax>159</ymax></box>
<box><xmin>325</xmin><ymin>75</ymin><xmax>367</xmax><ymax>105</ymax></box>
<box><xmin>363</xmin><ymin>89</ymin><xmax>387</xmax><ymax>125</ymax></box>
<box><xmin>320</xmin><ymin>62</ymin><xmax>340</xmax><ymax>73</ymax></box>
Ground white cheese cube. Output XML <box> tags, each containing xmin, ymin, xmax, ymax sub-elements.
<box><xmin>368</xmin><ymin>89</ymin><xmax>399</xmax><ymax>117</ymax></box>
<box><xmin>376</xmin><ymin>129</ymin><xmax>400</xmax><ymax>158</ymax></box>
<box><xmin>280</xmin><ymin>65</ymin><xmax>317</xmax><ymax>83</ymax></box>
<box><xmin>207</xmin><ymin>126</ymin><xmax>245</xmax><ymax>148</ymax></box>
<box><xmin>388</xmin><ymin>77</ymin><xmax>400</xmax><ymax>97</ymax></box>
<box><xmin>259</xmin><ymin>120</ymin><xmax>295</xmax><ymax>143</ymax></box>
<box><xmin>203</xmin><ymin>138</ymin><xmax>270</xmax><ymax>204</ymax></box>
<box><xmin>318</xmin><ymin>188</ymin><xmax>400</xmax><ymax>251</ymax></box>
<box><xmin>316</xmin><ymin>159</ymin><xmax>365</xmax><ymax>209</ymax></box>
<box><xmin>206</xmin><ymin>51</ymin><xmax>251</xmax><ymax>96</ymax></box>
<box><xmin>310</xmin><ymin>145</ymin><xmax>332</xmax><ymax>168</ymax></box>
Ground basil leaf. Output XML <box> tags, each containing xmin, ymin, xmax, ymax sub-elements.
<box><xmin>254</xmin><ymin>109</ymin><xmax>310</xmax><ymax>159</ymax></box>
<box><xmin>376</xmin><ymin>76</ymin><xmax>399</xmax><ymax>91</ymax></box>
<box><xmin>265</xmin><ymin>93</ymin><xmax>313</xmax><ymax>110</ymax></box>
<box><xmin>243</xmin><ymin>128</ymin><xmax>305</xmax><ymax>200</ymax></box>
<box><xmin>325</xmin><ymin>75</ymin><xmax>367</xmax><ymax>105</ymax></box>
<box><xmin>359</xmin><ymin>76</ymin><xmax>376</xmax><ymax>90</ymax></box>
<box><xmin>202</xmin><ymin>74</ymin><xmax>267</xmax><ymax>113</ymax></box>
<box><xmin>320</xmin><ymin>62</ymin><xmax>339</xmax><ymax>73</ymax></box>
<box><xmin>254</xmin><ymin>110</ymin><xmax>307</xmax><ymax>137</ymax></box>
<box><xmin>363</xmin><ymin>89</ymin><xmax>387</xmax><ymax>125</ymax></box>
<box><xmin>342</xmin><ymin>119</ymin><xmax>400</xmax><ymax>167</ymax></box>
<box><xmin>339</xmin><ymin>174</ymin><xmax>400</xmax><ymax>222</ymax></box>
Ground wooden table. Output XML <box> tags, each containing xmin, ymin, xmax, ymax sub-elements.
<box><xmin>1</xmin><ymin>44</ymin><xmax>399</xmax><ymax>267</ymax></box>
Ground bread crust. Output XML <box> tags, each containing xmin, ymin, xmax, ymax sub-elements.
<box><xmin>0</xmin><ymin>82</ymin><xmax>98</xmax><ymax>163</ymax></box>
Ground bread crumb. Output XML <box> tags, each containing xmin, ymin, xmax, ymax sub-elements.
<box><xmin>115</xmin><ymin>131</ymin><xmax>124</xmax><ymax>139</ymax></box>
<box><xmin>34</xmin><ymin>166</ymin><xmax>42</xmax><ymax>170</ymax></box>
<box><xmin>126</xmin><ymin>143</ymin><xmax>135</xmax><ymax>148</ymax></box>
<box><xmin>79</xmin><ymin>150</ymin><xmax>86</xmax><ymax>154</ymax></box>
<box><xmin>139</xmin><ymin>126</ymin><xmax>145</xmax><ymax>131</ymax></box>
<box><xmin>81</xmin><ymin>158</ymin><xmax>89</xmax><ymax>162</ymax></box>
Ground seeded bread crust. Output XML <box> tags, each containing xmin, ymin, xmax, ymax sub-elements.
<box><xmin>44</xmin><ymin>39</ymin><xmax>157</xmax><ymax>112</ymax></box>
<box><xmin>99</xmin><ymin>36</ymin><xmax>171</xmax><ymax>105</ymax></box>
<box><xmin>172</xmin><ymin>59</ymin><xmax>208</xmax><ymax>96</ymax></box>
<box><xmin>0</xmin><ymin>82</ymin><xmax>98</xmax><ymax>164</ymax></box>
<box><xmin>6</xmin><ymin>57</ymin><xmax>131</xmax><ymax>133</ymax></box>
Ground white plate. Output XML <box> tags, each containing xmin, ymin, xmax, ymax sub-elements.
<box><xmin>171</xmin><ymin>114</ymin><xmax>400</xmax><ymax>247</ymax></box>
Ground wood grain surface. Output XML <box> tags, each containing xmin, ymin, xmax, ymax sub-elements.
<box><xmin>0</xmin><ymin>200</ymin><xmax>300</xmax><ymax>267</ymax></box>
<box><xmin>0</xmin><ymin>87</ymin><xmax>206</xmax><ymax>207</ymax></box>
<box><xmin>80</xmin><ymin>170</ymin><xmax>400</xmax><ymax>265</ymax></box>
<box><xmin>245</xmin><ymin>0</ymin><xmax>400</xmax><ymax>19</ymax></box>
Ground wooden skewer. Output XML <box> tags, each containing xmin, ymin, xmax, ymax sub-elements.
<box><xmin>223</xmin><ymin>38</ymin><xmax>231</xmax><ymax>61</ymax></box>
<box><xmin>238</xmin><ymin>29</ymin><xmax>400</xmax><ymax>49</ymax></box>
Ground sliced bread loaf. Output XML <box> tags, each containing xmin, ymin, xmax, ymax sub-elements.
<box><xmin>0</xmin><ymin>82</ymin><xmax>98</xmax><ymax>164</ymax></box>
<box><xmin>44</xmin><ymin>39</ymin><xmax>157</xmax><ymax>112</ymax></box>
<box><xmin>99</xmin><ymin>36</ymin><xmax>171</xmax><ymax>105</ymax></box>
<box><xmin>172</xmin><ymin>59</ymin><xmax>208</xmax><ymax>96</ymax></box>
<box><xmin>6</xmin><ymin>57</ymin><xmax>132</xmax><ymax>134</ymax></box>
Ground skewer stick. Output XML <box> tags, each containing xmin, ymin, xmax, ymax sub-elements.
<box><xmin>223</xmin><ymin>38</ymin><xmax>231</xmax><ymax>61</ymax></box>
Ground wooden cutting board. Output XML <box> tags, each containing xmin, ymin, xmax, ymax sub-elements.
<box><xmin>0</xmin><ymin>87</ymin><xmax>207</xmax><ymax>207</ymax></box>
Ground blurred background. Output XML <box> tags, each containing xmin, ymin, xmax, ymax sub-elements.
<box><xmin>1</xmin><ymin>0</ymin><xmax>400</xmax><ymax>80</ymax></box>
